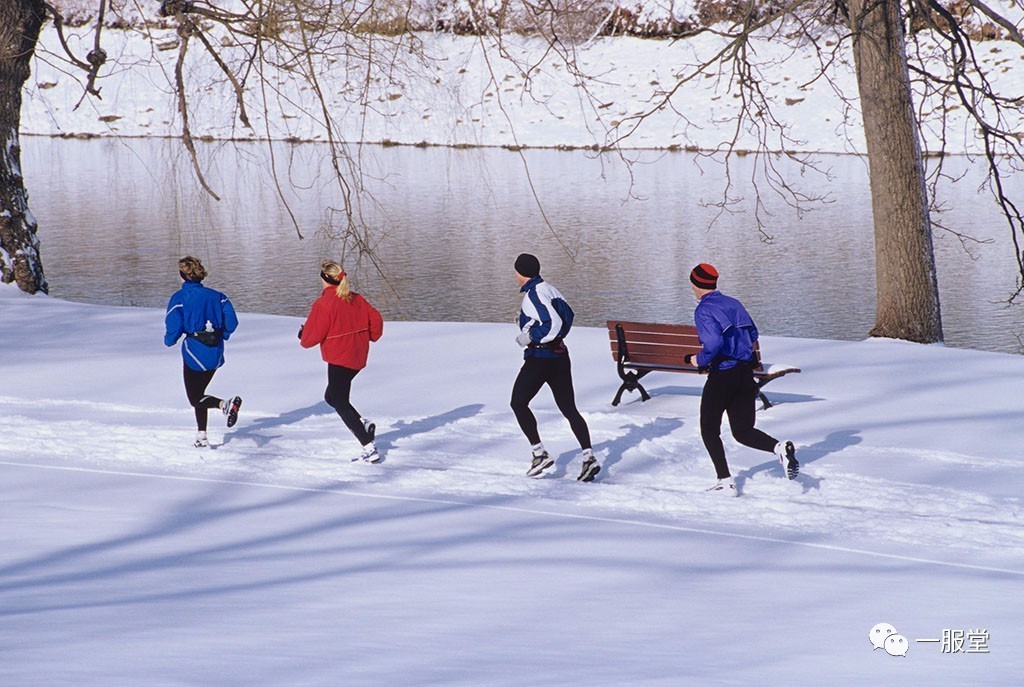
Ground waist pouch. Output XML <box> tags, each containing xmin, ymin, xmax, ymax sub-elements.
<box><xmin>528</xmin><ymin>338</ymin><xmax>566</xmax><ymax>354</ymax></box>
<box><xmin>710</xmin><ymin>356</ymin><xmax>756</xmax><ymax>372</ymax></box>
<box><xmin>187</xmin><ymin>329</ymin><xmax>223</xmax><ymax>347</ymax></box>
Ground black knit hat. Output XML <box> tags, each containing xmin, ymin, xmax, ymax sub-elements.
<box><xmin>689</xmin><ymin>263</ymin><xmax>719</xmax><ymax>289</ymax></box>
<box><xmin>514</xmin><ymin>253</ymin><xmax>541</xmax><ymax>279</ymax></box>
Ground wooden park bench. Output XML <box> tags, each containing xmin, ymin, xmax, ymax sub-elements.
<box><xmin>607</xmin><ymin>320</ymin><xmax>801</xmax><ymax>409</ymax></box>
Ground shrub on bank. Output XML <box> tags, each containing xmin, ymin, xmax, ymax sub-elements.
<box><xmin>48</xmin><ymin>0</ymin><xmax>1013</xmax><ymax>42</ymax></box>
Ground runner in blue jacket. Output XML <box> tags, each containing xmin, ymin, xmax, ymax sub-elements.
<box><xmin>683</xmin><ymin>263</ymin><xmax>798</xmax><ymax>495</ymax></box>
<box><xmin>511</xmin><ymin>253</ymin><xmax>600</xmax><ymax>482</ymax></box>
<box><xmin>164</xmin><ymin>256</ymin><xmax>242</xmax><ymax>447</ymax></box>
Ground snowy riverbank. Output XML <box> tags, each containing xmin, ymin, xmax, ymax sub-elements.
<box><xmin>23</xmin><ymin>23</ymin><xmax>1024</xmax><ymax>155</ymax></box>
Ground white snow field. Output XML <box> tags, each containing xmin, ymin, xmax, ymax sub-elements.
<box><xmin>2</xmin><ymin>285</ymin><xmax>1023</xmax><ymax>685</ymax></box>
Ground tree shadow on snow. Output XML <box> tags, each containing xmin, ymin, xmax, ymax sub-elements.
<box><xmin>0</xmin><ymin>478</ymin><xmax>515</xmax><ymax>616</ymax></box>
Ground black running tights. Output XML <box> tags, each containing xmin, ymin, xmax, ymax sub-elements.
<box><xmin>326</xmin><ymin>364</ymin><xmax>372</xmax><ymax>446</ymax></box>
<box><xmin>700</xmin><ymin>365</ymin><xmax>777</xmax><ymax>479</ymax></box>
<box><xmin>183</xmin><ymin>365</ymin><xmax>222</xmax><ymax>432</ymax></box>
<box><xmin>511</xmin><ymin>354</ymin><xmax>591</xmax><ymax>450</ymax></box>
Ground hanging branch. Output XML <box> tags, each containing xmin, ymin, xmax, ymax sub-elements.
<box><xmin>77</xmin><ymin>0</ymin><xmax>108</xmax><ymax>108</ymax></box>
<box><xmin>41</xmin><ymin>0</ymin><xmax>107</xmax><ymax>107</ymax></box>
<box><xmin>960</xmin><ymin>0</ymin><xmax>1024</xmax><ymax>46</ymax></box>
<box><xmin>173</xmin><ymin>19</ymin><xmax>221</xmax><ymax>201</ymax></box>
<box><xmin>253</xmin><ymin>23</ymin><xmax>305</xmax><ymax>240</ymax></box>
<box><xmin>191</xmin><ymin>27</ymin><xmax>252</xmax><ymax>129</ymax></box>
<box><xmin>906</xmin><ymin>0</ymin><xmax>1024</xmax><ymax>296</ymax></box>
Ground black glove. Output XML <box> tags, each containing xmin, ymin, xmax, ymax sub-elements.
<box><xmin>684</xmin><ymin>353</ymin><xmax>697</xmax><ymax>367</ymax></box>
<box><xmin>297</xmin><ymin>324</ymin><xmax>304</xmax><ymax>340</ymax></box>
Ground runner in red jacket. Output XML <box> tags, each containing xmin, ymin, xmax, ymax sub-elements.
<box><xmin>299</xmin><ymin>260</ymin><xmax>384</xmax><ymax>462</ymax></box>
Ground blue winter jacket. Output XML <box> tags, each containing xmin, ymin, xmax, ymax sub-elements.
<box><xmin>693</xmin><ymin>290</ymin><xmax>758</xmax><ymax>371</ymax></box>
<box><xmin>164</xmin><ymin>281</ymin><xmax>239</xmax><ymax>371</ymax></box>
<box><xmin>518</xmin><ymin>276</ymin><xmax>574</xmax><ymax>359</ymax></box>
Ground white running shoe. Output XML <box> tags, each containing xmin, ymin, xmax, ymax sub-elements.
<box><xmin>360</xmin><ymin>442</ymin><xmax>383</xmax><ymax>464</ymax></box>
<box><xmin>774</xmin><ymin>440</ymin><xmax>799</xmax><ymax>480</ymax></box>
<box><xmin>193</xmin><ymin>431</ymin><xmax>209</xmax><ymax>448</ymax></box>
<box><xmin>706</xmin><ymin>478</ymin><xmax>738</xmax><ymax>496</ymax></box>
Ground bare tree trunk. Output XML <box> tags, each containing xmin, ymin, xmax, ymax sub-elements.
<box><xmin>848</xmin><ymin>0</ymin><xmax>941</xmax><ymax>342</ymax></box>
<box><xmin>0</xmin><ymin>0</ymin><xmax>47</xmax><ymax>294</ymax></box>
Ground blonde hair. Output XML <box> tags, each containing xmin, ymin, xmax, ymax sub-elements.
<box><xmin>321</xmin><ymin>260</ymin><xmax>352</xmax><ymax>301</ymax></box>
<box><xmin>178</xmin><ymin>256</ymin><xmax>207</xmax><ymax>282</ymax></box>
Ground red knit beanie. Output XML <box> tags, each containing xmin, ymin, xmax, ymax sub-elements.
<box><xmin>689</xmin><ymin>263</ymin><xmax>719</xmax><ymax>289</ymax></box>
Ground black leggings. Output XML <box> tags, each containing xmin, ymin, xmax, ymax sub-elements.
<box><xmin>183</xmin><ymin>365</ymin><xmax>222</xmax><ymax>432</ymax></box>
<box><xmin>326</xmin><ymin>364</ymin><xmax>372</xmax><ymax>446</ymax></box>
<box><xmin>700</xmin><ymin>364</ymin><xmax>778</xmax><ymax>479</ymax></box>
<box><xmin>511</xmin><ymin>354</ymin><xmax>591</xmax><ymax>451</ymax></box>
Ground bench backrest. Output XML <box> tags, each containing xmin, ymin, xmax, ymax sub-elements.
<box><xmin>607</xmin><ymin>320</ymin><xmax>763</xmax><ymax>370</ymax></box>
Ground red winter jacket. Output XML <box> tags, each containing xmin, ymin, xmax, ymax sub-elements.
<box><xmin>300</xmin><ymin>288</ymin><xmax>383</xmax><ymax>370</ymax></box>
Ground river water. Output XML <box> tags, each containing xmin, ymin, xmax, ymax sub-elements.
<box><xmin>21</xmin><ymin>136</ymin><xmax>1024</xmax><ymax>353</ymax></box>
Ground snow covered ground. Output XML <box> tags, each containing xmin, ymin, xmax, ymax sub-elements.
<box><xmin>2</xmin><ymin>283</ymin><xmax>1023</xmax><ymax>684</ymax></box>
<box><xmin>10</xmin><ymin>8</ymin><xmax>1024</xmax><ymax>684</ymax></box>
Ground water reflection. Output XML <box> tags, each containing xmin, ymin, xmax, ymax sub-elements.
<box><xmin>21</xmin><ymin>136</ymin><xmax>1023</xmax><ymax>353</ymax></box>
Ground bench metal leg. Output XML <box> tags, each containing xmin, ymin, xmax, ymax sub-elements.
<box><xmin>612</xmin><ymin>370</ymin><xmax>651</xmax><ymax>406</ymax></box>
<box><xmin>755</xmin><ymin>377</ymin><xmax>777</xmax><ymax>410</ymax></box>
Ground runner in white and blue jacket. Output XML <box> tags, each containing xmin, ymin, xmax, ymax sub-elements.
<box><xmin>682</xmin><ymin>263</ymin><xmax>798</xmax><ymax>495</ymax></box>
<box><xmin>164</xmin><ymin>256</ymin><xmax>241</xmax><ymax>447</ymax></box>
<box><xmin>511</xmin><ymin>253</ymin><xmax>600</xmax><ymax>482</ymax></box>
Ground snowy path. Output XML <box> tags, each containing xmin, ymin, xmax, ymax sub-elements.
<box><xmin>3</xmin><ymin>390</ymin><xmax>1022</xmax><ymax>575</ymax></box>
<box><xmin>3</xmin><ymin>460</ymin><xmax>1022</xmax><ymax>686</ymax></box>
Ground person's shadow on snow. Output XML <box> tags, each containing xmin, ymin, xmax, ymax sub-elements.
<box><xmin>736</xmin><ymin>429</ymin><xmax>862</xmax><ymax>493</ymax></box>
<box><xmin>220</xmin><ymin>403</ymin><xmax>333</xmax><ymax>449</ymax></box>
<box><xmin>550</xmin><ymin>416</ymin><xmax>684</xmax><ymax>481</ymax></box>
<box><xmin>221</xmin><ymin>403</ymin><xmax>486</xmax><ymax>454</ymax></box>
<box><xmin>372</xmin><ymin>404</ymin><xmax>486</xmax><ymax>459</ymax></box>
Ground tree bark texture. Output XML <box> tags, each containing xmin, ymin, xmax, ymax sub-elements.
<box><xmin>0</xmin><ymin>0</ymin><xmax>47</xmax><ymax>293</ymax></box>
<box><xmin>848</xmin><ymin>0</ymin><xmax>942</xmax><ymax>343</ymax></box>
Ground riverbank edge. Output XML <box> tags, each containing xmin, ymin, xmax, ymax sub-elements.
<box><xmin>21</xmin><ymin>131</ymin><xmax>971</xmax><ymax>159</ymax></box>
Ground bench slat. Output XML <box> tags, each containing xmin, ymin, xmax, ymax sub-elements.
<box><xmin>610</xmin><ymin>321</ymin><xmax>699</xmax><ymax>336</ymax></box>
<box><xmin>622</xmin><ymin>361</ymin><xmax>781</xmax><ymax>376</ymax></box>
<box><xmin>617</xmin><ymin>342</ymin><xmax>699</xmax><ymax>361</ymax></box>
<box><xmin>607</xmin><ymin>330</ymin><xmax>703</xmax><ymax>347</ymax></box>
<box><xmin>611</xmin><ymin>340</ymin><xmax>763</xmax><ymax>366</ymax></box>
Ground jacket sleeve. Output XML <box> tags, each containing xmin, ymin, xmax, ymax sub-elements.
<box><xmin>164</xmin><ymin>295</ymin><xmax>184</xmax><ymax>347</ymax></box>
<box><xmin>221</xmin><ymin>296</ymin><xmax>239</xmax><ymax>341</ymax></box>
<box><xmin>367</xmin><ymin>299</ymin><xmax>384</xmax><ymax>342</ymax></box>
<box><xmin>299</xmin><ymin>298</ymin><xmax>328</xmax><ymax>349</ymax></box>
<box><xmin>694</xmin><ymin>306</ymin><xmax>724</xmax><ymax>368</ymax></box>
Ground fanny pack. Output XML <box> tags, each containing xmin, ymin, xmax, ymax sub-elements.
<box><xmin>709</xmin><ymin>354</ymin><xmax>756</xmax><ymax>372</ymax></box>
<box><xmin>186</xmin><ymin>329</ymin><xmax>223</xmax><ymax>347</ymax></box>
<box><xmin>528</xmin><ymin>337</ymin><xmax>566</xmax><ymax>353</ymax></box>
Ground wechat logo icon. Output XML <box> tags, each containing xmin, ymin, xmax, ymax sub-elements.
<box><xmin>870</xmin><ymin>622</ymin><xmax>909</xmax><ymax>657</ymax></box>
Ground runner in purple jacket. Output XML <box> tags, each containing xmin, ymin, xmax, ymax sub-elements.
<box><xmin>683</xmin><ymin>264</ymin><xmax>799</xmax><ymax>496</ymax></box>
